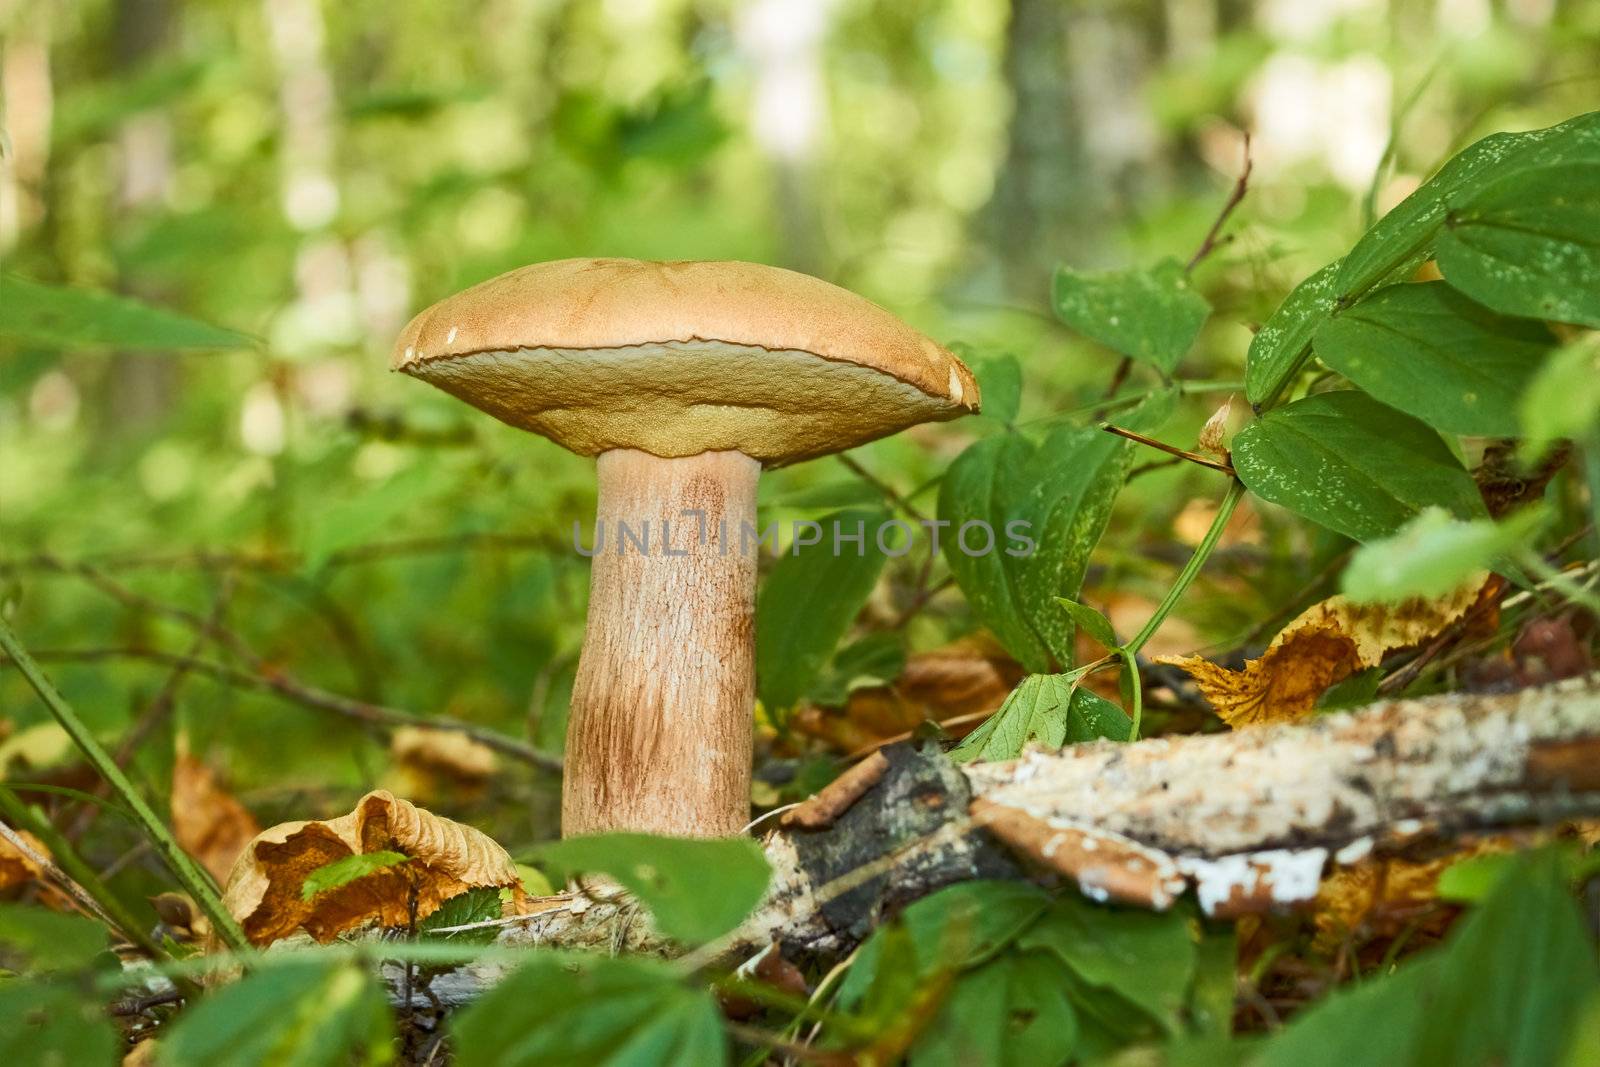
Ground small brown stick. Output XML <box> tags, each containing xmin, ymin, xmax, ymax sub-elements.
<box><xmin>782</xmin><ymin>752</ymin><xmax>891</xmax><ymax>831</ymax></box>
<box><xmin>1100</xmin><ymin>422</ymin><xmax>1237</xmax><ymax>475</ymax></box>
<box><xmin>1187</xmin><ymin>132</ymin><xmax>1253</xmax><ymax>273</ymax></box>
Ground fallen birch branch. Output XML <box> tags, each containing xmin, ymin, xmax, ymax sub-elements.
<box><xmin>420</xmin><ymin>677</ymin><xmax>1600</xmax><ymax>1004</ymax></box>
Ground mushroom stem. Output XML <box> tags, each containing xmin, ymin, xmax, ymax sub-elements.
<box><xmin>563</xmin><ymin>448</ymin><xmax>761</xmax><ymax>837</ymax></box>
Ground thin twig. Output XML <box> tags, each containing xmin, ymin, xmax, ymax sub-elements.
<box><xmin>836</xmin><ymin>454</ymin><xmax>927</xmax><ymax>523</ymax></box>
<box><xmin>2</xmin><ymin>646</ymin><xmax>563</xmax><ymax>772</ymax></box>
<box><xmin>0</xmin><ymin>530</ymin><xmax>569</xmax><ymax>577</ymax></box>
<box><xmin>1187</xmin><ymin>132</ymin><xmax>1253</xmax><ymax>273</ymax></box>
<box><xmin>1099</xmin><ymin>423</ymin><xmax>1237</xmax><ymax>476</ymax></box>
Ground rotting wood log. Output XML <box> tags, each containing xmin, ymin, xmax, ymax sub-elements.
<box><xmin>417</xmin><ymin>676</ymin><xmax>1600</xmax><ymax>1004</ymax></box>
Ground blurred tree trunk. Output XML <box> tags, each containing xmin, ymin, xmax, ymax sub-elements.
<box><xmin>979</xmin><ymin>0</ymin><xmax>1166</xmax><ymax>302</ymax></box>
<box><xmin>99</xmin><ymin>0</ymin><xmax>179</xmax><ymax>440</ymax></box>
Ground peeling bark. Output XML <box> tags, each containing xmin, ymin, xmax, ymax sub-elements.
<box><xmin>417</xmin><ymin>678</ymin><xmax>1600</xmax><ymax>1004</ymax></box>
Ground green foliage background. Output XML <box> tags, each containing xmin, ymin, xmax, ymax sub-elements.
<box><xmin>3</xmin><ymin>1</ymin><xmax>1600</xmax><ymax>1063</ymax></box>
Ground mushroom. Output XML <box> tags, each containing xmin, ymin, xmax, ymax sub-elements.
<box><xmin>392</xmin><ymin>258</ymin><xmax>978</xmax><ymax>837</ymax></box>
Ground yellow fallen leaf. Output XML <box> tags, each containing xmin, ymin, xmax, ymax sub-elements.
<box><xmin>171</xmin><ymin>752</ymin><xmax>262</xmax><ymax>885</ymax></box>
<box><xmin>218</xmin><ymin>790</ymin><xmax>520</xmax><ymax>947</ymax></box>
<box><xmin>1157</xmin><ymin>578</ymin><xmax>1487</xmax><ymax>728</ymax></box>
<box><xmin>1313</xmin><ymin>834</ymin><xmax>1526</xmax><ymax>954</ymax></box>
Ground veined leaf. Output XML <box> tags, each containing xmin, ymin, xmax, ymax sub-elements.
<box><xmin>908</xmin><ymin>951</ymin><xmax>1079</xmax><ymax>1067</ymax></box>
<box><xmin>451</xmin><ymin>954</ymin><xmax>726</xmax><ymax>1067</ymax></box>
<box><xmin>159</xmin><ymin>958</ymin><xmax>394</xmax><ymax>1067</ymax></box>
<box><xmin>527</xmin><ymin>834</ymin><xmax>770</xmax><ymax>945</ymax></box>
<box><xmin>1018</xmin><ymin>892</ymin><xmax>1197</xmax><ymax>1034</ymax></box>
<box><xmin>950</xmin><ymin>672</ymin><xmax>1130</xmax><ymax>763</ymax></box>
<box><xmin>837</xmin><ymin>881</ymin><xmax>1052</xmax><ymax>1006</ymax></box>
<box><xmin>938</xmin><ymin>427</ymin><xmax>1130</xmax><ymax>673</ymax></box>
<box><xmin>1052</xmin><ymin>257</ymin><xmax>1210</xmax><ymax>374</ymax></box>
<box><xmin>1435</xmin><ymin>159</ymin><xmax>1600</xmax><ymax>328</ymax></box>
<box><xmin>1232</xmin><ymin>390</ymin><xmax>1485</xmax><ymax>543</ymax></box>
<box><xmin>1335</xmin><ymin>112</ymin><xmax>1599</xmax><ymax>300</ymax></box>
<box><xmin>0</xmin><ymin>274</ymin><xmax>252</xmax><ymax>350</ymax></box>
<box><xmin>418</xmin><ymin>887</ymin><xmax>507</xmax><ymax>948</ymax></box>
<box><xmin>756</xmin><ymin>508</ymin><xmax>891</xmax><ymax>712</ymax></box>
<box><xmin>1057</xmin><ymin>598</ymin><xmax>1119</xmax><ymax>649</ymax></box>
<box><xmin>1245</xmin><ymin>259</ymin><xmax>1342</xmax><ymax>407</ymax></box>
<box><xmin>1313</xmin><ymin>282</ymin><xmax>1554</xmax><ymax>436</ymax></box>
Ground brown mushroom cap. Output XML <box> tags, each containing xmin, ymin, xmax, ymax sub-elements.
<box><xmin>391</xmin><ymin>258</ymin><xmax>980</xmax><ymax>465</ymax></box>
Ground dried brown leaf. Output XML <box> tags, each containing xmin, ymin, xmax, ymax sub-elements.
<box><xmin>218</xmin><ymin>789</ymin><xmax>520</xmax><ymax>947</ymax></box>
<box><xmin>0</xmin><ymin>827</ymin><xmax>49</xmax><ymax>891</ymax></box>
<box><xmin>1312</xmin><ymin>834</ymin><xmax>1526</xmax><ymax>953</ymax></box>
<box><xmin>171</xmin><ymin>752</ymin><xmax>261</xmax><ymax>885</ymax></box>
<box><xmin>1197</xmin><ymin>395</ymin><xmax>1236</xmax><ymax>459</ymax></box>
<box><xmin>388</xmin><ymin>726</ymin><xmax>498</xmax><ymax>803</ymax></box>
<box><xmin>791</xmin><ymin>637</ymin><xmax>1022</xmax><ymax>752</ymax></box>
<box><xmin>1157</xmin><ymin>579</ymin><xmax>1487</xmax><ymax>728</ymax></box>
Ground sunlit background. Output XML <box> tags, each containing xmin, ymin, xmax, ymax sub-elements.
<box><xmin>2</xmin><ymin>0</ymin><xmax>1597</xmax><ymax>843</ymax></box>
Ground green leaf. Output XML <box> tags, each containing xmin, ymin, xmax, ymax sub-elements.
<box><xmin>418</xmin><ymin>887</ymin><xmax>505</xmax><ymax>946</ymax></box>
<box><xmin>1052</xmin><ymin>258</ymin><xmax>1211</xmax><ymax>374</ymax></box>
<box><xmin>1188</xmin><ymin>922</ymin><xmax>1239</xmax><ymax>1041</ymax></box>
<box><xmin>0</xmin><ymin>275</ymin><xmax>253</xmax><ymax>351</ymax></box>
<box><xmin>838</xmin><ymin>881</ymin><xmax>1052</xmax><ymax>1006</ymax></box>
<box><xmin>950</xmin><ymin>673</ymin><xmax>1130</xmax><ymax>763</ymax></box>
<box><xmin>909</xmin><ymin>951</ymin><xmax>1078</xmax><ymax>1067</ymax></box>
<box><xmin>938</xmin><ymin>427</ymin><xmax>1130</xmax><ymax>672</ymax></box>
<box><xmin>1057</xmin><ymin>598</ymin><xmax>1119</xmax><ymax>648</ymax></box>
<box><xmin>1342</xmin><ymin>506</ymin><xmax>1546</xmax><ymax>602</ymax></box>
<box><xmin>1257</xmin><ymin>850</ymin><xmax>1600</xmax><ymax>1067</ymax></box>
<box><xmin>1335</xmin><ymin>113</ymin><xmax>1599</xmax><ymax>299</ymax></box>
<box><xmin>1018</xmin><ymin>893</ymin><xmax>1197</xmax><ymax>1034</ymax></box>
<box><xmin>807</xmin><ymin>632</ymin><xmax>906</xmax><ymax>707</ymax></box>
<box><xmin>1232</xmin><ymin>391</ymin><xmax>1485</xmax><ymax>543</ymax></box>
<box><xmin>160</xmin><ymin>958</ymin><xmax>394</xmax><ymax>1067</ymax></box>
<box><xmin>756</xmin><ymin>508</ymin><xmax>891</xmax><ymax>711</ymax></box>
<box><xmin>967</xmin><ymin>348</ymin><xmax>1024</xmax><ymax>424</ymax></box>
<box><xmin>1313</xmin><ymin>282</ymin><xmax>1554</xmax><ymax>436</ymax></box>
<box><xmin>1520</xmin><ymin>334</ymin><xmax>1600</xmax><ymax>460</ymax></box>
<box><xmin>1436</xmin><ymin>843</ymin><xmax>1600</xmax><ymax>904</ymax></box>
<box><xmin>1245</xmin><ymin>259</ymin><xmax>1342</xmax><ymax>407</ymax></box>
<box><xmin>0</xmin><ymin>904</ymin><xmax>111</xmax><ymax>973</ymax></box>
<box><xmin>0</xmin><ymin>981</ymin><xmax>120</xmax><ymax>1066</ymax></box>
<box><xmin>527</xmin><ymin>834</ymin><xmax>770</xmax><ymax>945</ymax></box>
<box><xmin>451</xmin><ymin>953</ymin><xmax>726</xmax><ymax>1067</ymax></box>
<box><xmin>300</xmin><ymin>460</ymin><xmax>444</xmax><ymax>570</ymax></box>
<box><xmin>301</xmin><ymin>851</ymin><xmax>409</xmax><ymax>901</ymax></box>
<box><xmin>1436</xmin><ymin>161</ymin><xmax>1600</xmax><ymax>328</ymax></box>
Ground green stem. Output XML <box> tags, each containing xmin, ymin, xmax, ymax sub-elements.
<box><xmin>0</xmin><ymin>616</ymin><xmax>252</xmax><ymax>955</ymax></box>
<box><xmin>1125</xmin><ymin>480</ymin><xmax>1246</xmax><ymax>659</ymax></box>
<box><xmin>1119</xmin><ymin>647</ymin><xmax>1144</xmax><ymax>741</ymax></box>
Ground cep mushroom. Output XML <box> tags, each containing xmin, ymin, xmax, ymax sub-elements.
<box><xmin>392</xmin><ymin>258</ymin><xmax>978</xmax><ymax>837</ymax></box>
